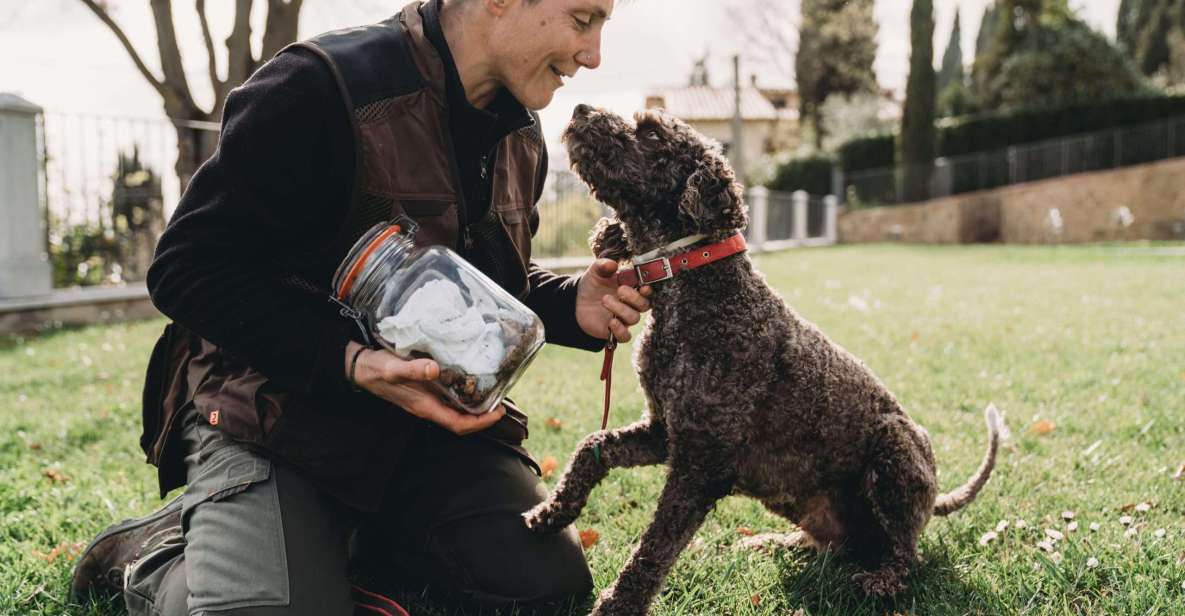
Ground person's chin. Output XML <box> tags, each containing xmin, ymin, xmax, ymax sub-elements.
<box><xmin>521</xmin><ymin>88</ymin><xmax>557</xmax><ymax>111</ymax></box>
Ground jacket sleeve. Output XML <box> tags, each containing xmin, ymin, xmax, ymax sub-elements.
<box><xmin>146</xmin><ymin>48</ymin><xmax>358</xmax><ymax>396</ymax></box>
<box><xmin>523</xmin><ymin>134</ymin><xmax>607</xmax><ymax>352</ymax></box>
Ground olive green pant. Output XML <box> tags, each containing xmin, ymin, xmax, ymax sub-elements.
<box><xmin>125</xmin><ymin>407</ymin><xmax>592</xmax><ymax>615</ymax></box>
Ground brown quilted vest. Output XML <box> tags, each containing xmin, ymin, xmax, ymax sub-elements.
<box><xmin>141</xmin><ymin>1</ymin><xmax>545</xmax><ymax>507</ymax></box>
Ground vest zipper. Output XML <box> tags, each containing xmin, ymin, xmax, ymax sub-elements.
<box><xmin>437</xmin><ymin>120</ymin><xmax>475</xmax><ymax>251</ymax></box>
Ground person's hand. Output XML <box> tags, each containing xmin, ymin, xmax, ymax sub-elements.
<box><xmin>345</xmin><ymin>341</ymin><xmax>504</xmax><ymax>435</ymax></box>
<box><xmin>575</xmin><ymin>258</ymin><xmax>653</xmax><ymax>342</ymax></box>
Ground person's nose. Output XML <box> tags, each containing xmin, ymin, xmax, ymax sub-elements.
<box><xmin>573</xmin><ymin>104</ymin><xmax>593</xmax><ymax>118</ymax></box>
<box><xmin>577</xmin><ymin>32</ymin><xmax>602</xmax><ymax>70</ymax></box>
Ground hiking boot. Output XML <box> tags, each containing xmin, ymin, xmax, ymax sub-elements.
<box><xmin>68</xmin><ymin>495</ymin><xmax>183</xmax><ymax>605</ymax></box>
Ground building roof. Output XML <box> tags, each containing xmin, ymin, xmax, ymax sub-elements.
<box><xmin>645</xmin><ymin>86</ymin><xmax>794</xmax><ymax>122</ymax></box>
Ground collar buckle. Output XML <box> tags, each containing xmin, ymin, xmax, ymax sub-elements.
<box><xmin>634</xmin><ymin>256</ymin><xmax>674</xmax><ymax>285</ymax></box>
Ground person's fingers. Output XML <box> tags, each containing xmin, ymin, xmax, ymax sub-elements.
<box><xmin>617</xmin><ymin>286</ymin><xmax>651</xmax><ymax>312</ymax></box>
<box><xmin>430</xmin><ymin>402</ymin><xmax>506</xmax><ymax>435</ymax></box>
<box><xmin>592</xmin><ymin>258</ymin><xmax>618</xmax><ymax>278</ymax></box>
<box><xmin>609</xmin><ymin>317</ymin><xmax>631</xmax><ymax>342</ymax></box>
<box><xmin>602</xmin><ymin>295</ymin><xmax>641</xmax><ymax>325</ymax></box>
<box><xmin>379</xmin><ymin>356</ymin><xmax>439</xmax><ymax>383</ymax></box>
<box><xmin>640</xmin><ymin>285</ymin><xmax>654</xmax><ymax>297</ymax></box>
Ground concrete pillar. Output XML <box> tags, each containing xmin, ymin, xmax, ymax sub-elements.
<box><xmin>0</xmin><ymin>93</ymin><xmax>51</xmax><ymax>298</ymax></box>
<box><xmin>791</xmin><ymin>190</ymin><xmax>808</xmax><ymax>241</ymax></box>
<box><xmin>747</xmin><ymin>186</ymin><xmax>768</xmax><ymax>250</ymax></box>
<box><xmin>823</xmin><ymin>195</ymin><xmax>838</xmax><ymax>243</ymax></box>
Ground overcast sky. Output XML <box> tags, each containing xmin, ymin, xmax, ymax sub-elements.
<box><xmin>0</xmin><ymin>0</ymin><xmax>1120</xmax><ymax>148</ymax></box>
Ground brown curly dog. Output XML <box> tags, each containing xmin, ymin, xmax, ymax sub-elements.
<box><xmin>522</xmin><ymin>105</ymin><xmax>1001</xmax><ymax>616</ymax></box>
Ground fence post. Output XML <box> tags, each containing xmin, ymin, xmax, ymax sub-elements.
<box><xmin>791</xmin><ymin>190</ymin><xmax>808</xmax><ymax>242</ymax></box>
<box><xmin>747</xmin><ymin>186</ymin><xmax>769</xmax><ymax>251</ymax></box>
<box><xmin>830</xmin><ymin>164</ymin><xmax>845</xmax><ymax>205</ymax></box>
<box><xmin>0</xmin><ymin>93</ymin><xmax>52</xmax><ymax>299</ymax></box>
<box><xmin>823</xmin><ymin>195</ymin><xmax>838</xmax><ymax>244</ymax></box>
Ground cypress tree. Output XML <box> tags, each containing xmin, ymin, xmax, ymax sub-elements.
<box><xmin>938</xmin><ymin>8</ymin><xmax>965</xmax><ymax>92</ymax></box>
<box><xmin>900</xmin><ymin>0</ymin><xmax>937</xmax><ymax>202</ymax></box>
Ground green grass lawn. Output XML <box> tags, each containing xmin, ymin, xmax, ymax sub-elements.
<box><xmin>2</xmin><ymin>243</ymin><xmax>1184</xmax><ymax>615</ymax></box>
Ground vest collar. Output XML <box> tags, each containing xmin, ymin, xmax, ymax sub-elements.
<box><xmin>615</xmin><ymin>232</ymin><xmax>748</xmax><ymax>288</ymax></box>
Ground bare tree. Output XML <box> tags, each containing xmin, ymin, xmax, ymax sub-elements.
<box><xmin>77</xmin><ymin>0</ymin><xmax>306</xmax><ymax>192</ymax></box>
<box><xmin>727</xmin><ymin>0</ymin><xmax>797</xmax><ymax>84</ymax></box>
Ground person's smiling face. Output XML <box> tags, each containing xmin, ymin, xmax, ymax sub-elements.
<box><xmin>488</xmin><ymin>0</ymin><xmax>614</xmax><ymax>110</ymax></box>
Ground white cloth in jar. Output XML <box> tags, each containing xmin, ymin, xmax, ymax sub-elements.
<box><xmin>377</xmin><ymin>278</ymin><xmax>506</xmax><ymax>375</ymax></box>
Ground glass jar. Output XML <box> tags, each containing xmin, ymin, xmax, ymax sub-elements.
<box><xmin>332</xmin><ymin>220</ymin><xmax>546</xmax><ymax>414</ymax></box>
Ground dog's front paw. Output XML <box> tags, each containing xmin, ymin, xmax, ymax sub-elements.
<box><xmin>522</xmin><ymin>500</ymin><xmax>578</xmax><ymax>534</ymax></box>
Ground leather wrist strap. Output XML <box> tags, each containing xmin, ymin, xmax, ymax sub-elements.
<box><xmin>348</xmin><ymin>345</ymin><xmax>367</xmax><ymax>392</ymax></box>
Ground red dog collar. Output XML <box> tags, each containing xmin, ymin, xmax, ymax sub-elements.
<box><xmin>615</xmin><ymin>233</ymin><xmax>748</xmax><ymax>288</ymax></box>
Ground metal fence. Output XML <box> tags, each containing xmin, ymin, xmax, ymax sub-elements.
<box><xmin>746</xmin><ymin>187</ymin><xmax>837</xmax><ymax>249</ymax></box>
<box><xmin>32</xmin><ymin>110</ymin><xmax>834</xmax><ymax>291</ymax></box>
<box><xmin>843</xmin><ymin>115</ymin><xmax>1185</xmax><ymax>207</ymax></box>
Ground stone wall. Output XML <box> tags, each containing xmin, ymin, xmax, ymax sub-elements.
<box><xmin>838</xmin><ymin>157</ymin><xmax>1185</xmax><ymax>244</ymax></box>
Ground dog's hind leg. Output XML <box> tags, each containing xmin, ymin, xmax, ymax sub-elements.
<box><xmin>849</xmin><ymin>417</ymin><xmax>937</xmax><ymax>597</ymax></box>
<box><xmin>739</xmin><ymin>498</ymin><xmax>844</xmax><ymax>554</ymax></box>
<box><xmin>591</xmin><ymin>469</ymin><xmax>729</xmax><ymax>616</ymax></box>
<box><xmin>524</xmin><ymin>420</ymin><xmax>667</xmax><ymax>534</ymax></box>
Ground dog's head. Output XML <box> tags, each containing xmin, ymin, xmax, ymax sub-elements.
<box><xmin>564</xmin><ymin>105</ymin><xmax>748</xmax><ymax>259</ymax></box>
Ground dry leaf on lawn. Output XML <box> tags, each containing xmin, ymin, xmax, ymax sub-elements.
<box><xmin>544</xmin><ymin>417</ymin><xmax>563</xmax><ymax>430</ymax></box>
<box><xmin>737</xmin><ymin>527</ymin><xmax>756</xmax><ymax>537</ymax></box>
<box><xmin>578</xmin><ymin>529</ymin><xmax>600</xmax><ymax>549</ymax></box>
<box><xmin>750</xmin><ymin>593</ymin><xmax>761</xmax><ymax>606</ymax></box>
<box><xmin>540</xmin><ymin>456</ymin><xmax>558</xmax><ymax>479</ymax></box>
<box><xmin>43</xmin><ymin>468</ymin><xmax>68</xmax><ymax>484</ymax></box>
<box><xmin>1029</xmin><ymin>419</ymin><xmax>1056</xmax><ymax>435</ymax></box>
<box><xmin>1173</xmin><ymin>462</ymin><xmax>1185</xmax><ymax>480</ymax></box>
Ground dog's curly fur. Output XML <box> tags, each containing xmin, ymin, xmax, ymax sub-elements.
<box><xmin>523</xmin><ymin>107</ymin><xmax>1002</xmax><ymax>615</ymax></box>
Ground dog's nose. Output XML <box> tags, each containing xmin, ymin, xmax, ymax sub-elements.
<box><xmin>573</xmin><ymin>104</ymin><xmax>593</xmax><ymax>118</ymax></box>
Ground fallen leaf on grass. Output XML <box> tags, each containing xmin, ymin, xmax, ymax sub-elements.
<box><xmin>1029</xmin><ymin>420</ymin><xmax>1056</xmax><ymax>435</ymax></box>
<box><xmin>1120</xmin><ymin>503</ymin><xmax>1136</xmax><ymax>512</ymax></box>
<box><xmin>1061</xmin><ymin>511</ymin><xmax>1076</xmax><ymax>520</ymax></box>
<box><xmin>540</xmin><ymin>456</ymin><xmax>558</xmax><ymax>479</ymax></box>
<box><xmin>978</xmin><ymin>531</ymin><xmax>998</xmax><ymax>546</ymax></box>
<box><xmin>1135</xmin><ymin>502</ymin><xmax>1152</xmax><ymax>512</ymax></box>
<box><xmin>750</xmin><ymin>593</ymin><xmax>761</xmax><ymax>606</ymax></box>
<box><xmin>1045</xmin><ymin>528</ymin><xmax>1064</xmax><ymax>541</ymax></box>
<box><xmin>1086</xmin><ymin>557</ymin><xmax>1099</xmax><ymax>569</ymax></box>
<box><xmin>28</xmin><ymin>443</ymin><xmax>41</xmax><ymax>451</ymax></box>
<box><xmin>1067</xmin><ymin>521</ymin><xmax>1079</xmax><ymax>532</ymax></box>
<box><xmin>33</xmin><ymin>541</ymin><xmax>83</xmax><ymax>563</ymax></box>
<box><xmin>996</xmin><ymin>520</ymin><xmax>1009</xmax><ymax>532</ymax></box>
<box><xmin>1173</xmin><ymin>462</ymin><xmax>1185</xmax><ymax>480</ymax></box>
<box><xmin>544</xmin><ymin>417</ymin><xmax>563</xmax><ymax>430</ymax></box>
<box><xmin>578</xmin><ymin>529</ymin><xmax>599</xmax><ymax>549</ymax></box>
<box><xmin>42</xmin><ymin>468</ymin><xmax>68</xmax><ymax>484</ymax></box>
<box><xmin>1037</xmin><ymin>539</ymin><xmax>1055</xmax><ymax>552</ymax></box>
<box><xmin>1089</xmin><ymin>522</ymin><xmax>1101</xmax><ymax>532</ymax></box>
<box><xmin>737</xmin><ymin>527</ymin><xmax>755</xmax><ymax>537</ymax></box>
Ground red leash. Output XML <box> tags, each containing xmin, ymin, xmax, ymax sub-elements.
<box><xmin>595</xmin><ymin>333</ymin><xmax>616</xmax><ymax>463</ymax></box>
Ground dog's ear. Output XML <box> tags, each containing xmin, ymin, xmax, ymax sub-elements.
<box><xmin>589</xmin><ymin>216</ymin><xmax>631</xmax><ymax>261</ymax></box>
<box><xmin>678</xmin><ymin>156</ymin><xmax>748</xmax><ymax>232</ymax></box>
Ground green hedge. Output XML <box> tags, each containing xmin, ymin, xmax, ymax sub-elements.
<box><xmin>768</xmin><ymin>156</ymin><xmax>834</xmax><ymax>195</ymax></box>
<box><xmin>838</xmin><ymin>94</ymin><xmax>1185</xmax><ymax>172</ymax></box>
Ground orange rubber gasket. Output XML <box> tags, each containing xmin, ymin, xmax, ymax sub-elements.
<box><xmin>335</xmin><ymin>224</ymin><xmax>401</xmax><ymax>301</ymax></box>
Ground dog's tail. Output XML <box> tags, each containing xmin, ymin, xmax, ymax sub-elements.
<box><xmin>933</xmin><ymin>404</ymin><xmax>1003</xmax><ymax>517</ymax></box>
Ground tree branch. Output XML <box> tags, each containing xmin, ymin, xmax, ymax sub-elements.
<box><xmin>261</xmin><ymin>0</ymin><xmax>304</xmax><ymax>62</ymax></box>
<box><xmin>77</xmin><ymin>0</ymin><xmax>166</xmax><ymax>98</ymax></box>
<box><xmin>148</xmin><ymin>0</ymin><xmax>199</xmax><ymax>115</ymax></box>
<box><xmin>196</xmin><ymin>0</ymin><xmax>223</xmax><ymax>100</ymax></box>
<box><xmin>225</xmin><ymin>0</ymin><xmax>256</xmax><ymax>92</ymax></box>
